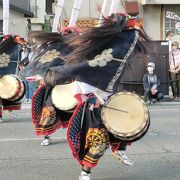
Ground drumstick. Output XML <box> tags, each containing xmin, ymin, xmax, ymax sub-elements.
<box><xmin>102</xmin><ymin>106</ymin><xmax>128</xmax><ymax>113</ymax></box>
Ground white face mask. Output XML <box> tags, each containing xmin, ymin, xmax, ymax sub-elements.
<box><xmin>147</xmin><ymin>67</ymin><xmax>154</xmax><ymax>74</ymax></box>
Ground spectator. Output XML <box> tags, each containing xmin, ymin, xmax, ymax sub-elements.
<box><xmin>23</xmin><ymin>80</ymin><xmax>35</xmax><ymax>103</ymax></box>
<box><xmin>143</xmin><ymin>62</ymin><xmax>164</xmax><ymax>104</ymax></box>
<box><xmin>18</xmin><ymin>46</ymin><xmax>35</xmax><ymax>103</ymax></box>
<box><xmin>165</xmin><ymin>31</ymin><xmax>174</xmax><ymax>52</ymax></box>
<box><xmin>169</xmin><ymin>41</ymin><xmax>180</xmax><ymax>101</ymax></box>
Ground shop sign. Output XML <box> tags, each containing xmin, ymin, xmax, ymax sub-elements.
<box><xmin>166</xmin><ymin>11</ymin><xmax>180</xmax><ymax>20</ymax></box>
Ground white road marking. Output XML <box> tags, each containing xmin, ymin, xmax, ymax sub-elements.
<box><xmin>0</xmin><ymin>132</ymin><xmax>179</xmax><ymax>142</ymax></box>
<box><xmin>148</xmin><ymin>133</ymin><xmax>158</xmax><ymax>136</ymax></box>
<box><xmin>150</xmin><ymin>109</ymin><xmax>180</xmax><ymax>112</ymax></box>
<box><xmin>0</xmin><ymin>137</ymin><xmax>67</xmax><ymax>142</ymax></box>
<box><xmin>148</xmin><ymin>132</ymin><xmax>180</xmax><ymax>136</ymax></box>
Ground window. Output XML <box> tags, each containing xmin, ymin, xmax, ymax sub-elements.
<box><xmin>165</xmin><ymin>5</ymin><xmax>180</xmax><ymax>35</ymax></box>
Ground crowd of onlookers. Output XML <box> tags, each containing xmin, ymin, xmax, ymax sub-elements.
<box><xmin>143</xmin><ymin>31</ymin><xmax>180</xmax><ymax>104</ymax></box>
<box><xmin>166</xmin><ymin>31</ymin><xmax>180</xmax><ymax>102</ymax></box>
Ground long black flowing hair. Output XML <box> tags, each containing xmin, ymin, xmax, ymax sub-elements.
<box><xmin>65</xmin><ymin>13</ymin><xmax>151</xmax><ymax>64</ymax></box>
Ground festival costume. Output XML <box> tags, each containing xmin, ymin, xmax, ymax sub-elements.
<box><xmin>0</xmin><ymin>35</ymin><xmax>27</xmax><ymax>119</ymax></box>
<box><xmin>20</xmin><ymin>32</ymin><xmax>79</xmax><ymax>142</ymax></box>
<box><xmin>32</xmin><ymin>84</ymin><xmax>71</xmax><ymax>136</ymax></box>
<box><xmin>66</xmin><ymin>81</ymin><xmax>110</xmax><ymax>168</ymax></box>
<box><xmin>40</xmin><ymin>14</ymin><xmax>151</xmax><ymax>180</ymax></box>
<box><xmin>19</xmin><ymin>33</ymin><xmax>69</xmax><ymax>137</ymax></box>
<box><xmin>46</xmin><ymin>14</ymin><xmax>148</xmax><ymax>169</ymax></box>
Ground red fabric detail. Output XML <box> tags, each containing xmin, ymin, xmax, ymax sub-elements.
<box><xmin>61</xmin><ymin>120</ymin><xmax>69</xmax><ymax>128</ymax></box>
<box><xmin>35</xmin><ymin>122</ymin><xmax>61</xmax><ymax>136</ymax></box>
<box><xmin>61</xmin><ymin>26</ymin><xmax>81</xmax><ymax>35</ymax></box>
<box><xmin>127</xmin><ymin>19</ymin><xmax>141</xmax><ymax>29</ymax></box>
<box><xmin>14</xmin><ymin>35</ymin><xmax>27</xmax><ymax>45</ymax></box>
<box><xmin>82</xmin><ymin>160</ymin><xmax>98</xmax><ymax>168</ymax></box>
<box><xmin>111</xmin><ymin>143</ymin><xmax>120</xmax><ymax>152</ymax></box>
<box><xmin>3</xmin><ymin>35</ymin><xmax>11</xmax><ymax>41</ymax></box>
<box><xmin>74</xmin><ymin>94</ymin><xmax>83</xmax><ymax>104</ymax></box>
<box><xmin>111</xmin><ymin>142</ymin><xmax>132</xmax><ymax>152</ymax></box>
<box><xmin>31</xmin><ymin>85</ymin><xmax>45</xmax><ymax>128</ymax></box>
<box><xmin>26</xmin><ymin>76</ymin><xmax>41</xmax><ymax>82</ymax></box>
<box><xmin>67</xmin><ymin>103</ymin><xmax>84</xmax><ymax>166</ymax></box>
<box><xmin>3</xmin><ymin>104</ymin><xmax>21</xmax><ymax>110</ymax></box>
<box><xmin>31</xmin><ymin>85</ymin><xmax>69</xmax><ymax>136</ymax></box>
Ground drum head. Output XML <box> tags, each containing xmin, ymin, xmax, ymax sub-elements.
<box><xmin>0</xmin><ymin>75</ymin><xmax>18</xmax><ymax>99</ymax></box>
<box><xmin>51</xmin><ymin>82</ymin><xmax>77</xmax><ymax>111</ymax></box>
<box><xmin>101</xmin><ymin>91</ymin><xmax>149</xmax><ymax>140</ymax></box>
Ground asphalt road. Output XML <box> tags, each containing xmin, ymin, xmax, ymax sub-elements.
<box><xmin>0</xmin><ymin>102</ymin><xmax>179</xmax><ymax>180</ymax></box>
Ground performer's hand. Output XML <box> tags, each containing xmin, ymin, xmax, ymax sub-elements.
<box><xmin>175</xmin><ymin>69</ymin><xmax>180</xmax><ymax>74</ymax></box>
<box><xmin>170</xmin><ymin>69</ymin><xmax>176</xmax><ymax>74</ymax></box>
<box><xmin>151</xmin><ymin>89</ymin><xmax>158</xmax><ymax>95</ymax></box>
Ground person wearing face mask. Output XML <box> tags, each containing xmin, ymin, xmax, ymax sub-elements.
<box><xmin>169</xmin><ymin>41</ymin><xmax>180</xmax><ymax>101</ymax></box>
<box><xmin>143</xmin><ymin>62</ymin><xmax>164</xmax><ymax>104</ymax></box>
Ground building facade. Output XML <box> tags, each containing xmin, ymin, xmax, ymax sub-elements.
<box><xmin>54</xmin><ymin>0</ymin><xmax>180</xmax><ymax>41</ymax></box>
<box><xmin>1</xmin><ymin>0</ymin><xmax>180</xmax><ymax>41</ymax></box>
<box><xmin>0</xmin><ymin>0</ymin><xmax>33</xmax><ymax>39</ymax></box>
<box><xmin>141</xmin><ymin>0</ymin><xmax>180</xmax><ymax>41</ymax></box>
<box><xmin>29</xmin><ymin>0</ymin><xmax>46</xmax><ymax>31</ymax></box>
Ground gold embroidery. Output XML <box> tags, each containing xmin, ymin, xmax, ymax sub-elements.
<box><xmin>39</xmin><ymin>49</ymin><xmax>60</xmax><ymax>64</ymax></box>
<box><xmin>0</xmin><ymin>53</ymin><xmax>10</xmax><ymax>68</ymax></box>
<box><xmin>85</xmin><ymin>128</ymin><xmax>109</xmax><ymax>155</ymax></box>
<box><xmin>88</xmin><ymin>48</ymin><xmax>113</xmax><ymax>67</ymax></box>
<box><xmin>39</xmin><ymin>106</ymin><xmax>56</xmax><ymax>126</ymax></box>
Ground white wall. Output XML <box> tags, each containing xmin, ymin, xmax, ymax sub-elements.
<box><xmin>0</xmin><ymin>7</ymin><xmax>27</xmax><ymax>39</ymax></box>
<box><xmin>31</xmin><ymin>0</ymin><xmax>46</xmax><ymax>24</ymax></box>
<box><xmin>143</xmin><ymin>5</ymin><xmax>161</xmax><ymax>40</ymax></box>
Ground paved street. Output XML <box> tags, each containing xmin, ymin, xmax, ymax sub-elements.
<box><xmin>0</xmin><ymin>103</ymin><xmax>180</xmax><ymax>180</ymax></box>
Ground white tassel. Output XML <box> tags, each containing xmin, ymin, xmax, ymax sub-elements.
<box><xmin>52</xmin><ymin>0</ymin><xmax>65</xmax><ymax>32</ymax></box>
<box><xmin>68</xmin><ymin>0</ymin><xmax>83</xmax><ymax>27</ymax></box>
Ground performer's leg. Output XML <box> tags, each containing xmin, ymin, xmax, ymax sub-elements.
<box><xmin>24</xmin><ymin>80</ymin><xmax>29</xmax><ymax>102</ymax></box>
<box><xmin>41</xmin><ymin>135</ymin><xmax>52</xmax><ymax>146</ymax></box>
<box><xmin>28</xmin><ymin>81</ymin><xmax>35</xmax><ymax>102</ymax></box>
<box><xmin>79</xmin><ymin>128</ymin><xmax>109</xmax><ymax>180</ymax></box>
<box><xmin>144</xmin><ymin>90</ymin><xmax>151</xmax><ymax>104</ymax></box>
<box><xmin>155</xmin><ymin>91</ymin><xmax>164</xmax><ymax>102</ymax></box>
<box><xmin>111</xmin><ymin>141</ymin><xmax>133</xmax><ymax>166</ymax></box>
<box><xmin>6</xmin><ymin>110</ymin><xmax>17</xmax><ymax>118</ymax></box>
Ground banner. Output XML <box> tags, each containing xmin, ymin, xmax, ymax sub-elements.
<box><xmin>166</xmin><ymin>11</ymin><xmax>180</xmax><ymax>21</ymax></box>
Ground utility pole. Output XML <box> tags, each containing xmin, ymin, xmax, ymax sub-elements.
<box><xmin>52</xmin><ymin>0</ymin><xmax>65</xmax><ymax>32</ymax></box>
<box><xmin>3</xmin><ymin>0</ymin><xmax>10</xmax><ymax>35</ymax></box>
<box><xmin>68</xmin><ymin>0</ymin><xmax>83</xmax><ymax>27</ymax></box>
